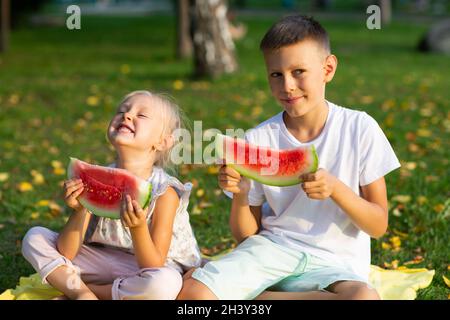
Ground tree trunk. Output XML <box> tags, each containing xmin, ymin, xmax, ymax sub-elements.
<box><xmin>379</xmin><ymin>0</ymin><xmax>392</xmax><ymax>25</ymax></box>
<box><xmin>176</xmin><ymin>0</ymin><xmax>193</xmax><ymax>59</ymax></box>
<box><xmin>0</xmin><ymin>0</ymin><xmax>10</xmax><ymax>52</ymax></box>
<box><xmin>191</xmin><ymin>0</ymin><xmax>238</xmax><ymax>78</ymax></box>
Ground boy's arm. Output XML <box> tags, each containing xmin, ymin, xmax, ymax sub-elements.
<box><xmin>230</xmin><ymin>193</ymin><xmax>261</xmax><ymax>243</ymax></box>
<box><xmin>302</xmin><ymin>169</ymin><xmax>388</xmax><ymax>239</ymax></box>
<box><xmin>332</xmin><ymin>176</ymin><xmax>388</xmax><ymax>239</ymax></box>
<box><xmin>218</xmin><ymin>165</ymin><xmax>262</xmax><ymax>243</ymax></box>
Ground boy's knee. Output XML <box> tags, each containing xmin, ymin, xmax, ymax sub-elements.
<box><xmin>177</xmin><ymin>277</ymin><xmax>217</xmax><ymax>300</ymax></box>
<box><xmin>345</xmin><ymin>284</ymin><xmax>380</xmax><ymax>300</ymax></box>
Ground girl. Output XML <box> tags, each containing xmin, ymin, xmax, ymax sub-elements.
<box><xmin>22</xmin><ymin>90</ymin><xmax>202</xmax><ymax>300</ymax></box>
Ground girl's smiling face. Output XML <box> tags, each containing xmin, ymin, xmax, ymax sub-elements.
<box><xmin>107</xmin><ymin>94</ymin><xmax>165</xmax><ymax>153</ymax></box>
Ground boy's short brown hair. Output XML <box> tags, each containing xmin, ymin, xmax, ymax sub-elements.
<box><xmin>260</xmin><ymin>15</ymin><xmax>330</xmax><ymax>54</ymax></box>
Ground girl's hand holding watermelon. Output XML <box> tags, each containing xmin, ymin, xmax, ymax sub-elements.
<box><xmin>218</xmin><ymin>165</ymin><xmax>251</xmax><ymax>195</ymax></box>
<box><xmin>63</xmin><ymin>178</ymin><xmax>86</xmax><ymax>212</ymax></box>
<box><xmin>120</xmin><ymin>194</ymin><xmax>148</xmax><ymax>230</ymax></box>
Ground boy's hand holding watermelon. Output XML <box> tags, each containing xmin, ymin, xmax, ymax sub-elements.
<box><xmin>300</xmin><ymin>169</ymin><xmax>338</xmax><ymax>200</ymax></box>
<box><xmin>218</xmin><ymin>164</ymin><xmax>251</xmax><ymax>195</ymax></box>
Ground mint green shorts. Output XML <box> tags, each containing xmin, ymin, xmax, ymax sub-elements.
<box><xmin>191</xmin><ymin>235</ymin><xmax>369</xmax><ymax>300</ymax></box>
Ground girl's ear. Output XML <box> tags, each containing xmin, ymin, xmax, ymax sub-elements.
<box><xmin>155</xmin><ymin>134</ymin><xmax>175</xmax><ymax>152</ymax></box>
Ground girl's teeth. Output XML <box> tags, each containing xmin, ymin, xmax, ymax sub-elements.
<box><xmin>119</xmin><ymin>127</ymin><xmax>132</xmax><ymax>133</ymax></box>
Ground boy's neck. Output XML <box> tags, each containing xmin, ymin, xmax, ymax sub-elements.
<box><xmin>115</xmin><ymin>154</ymin><xmax>154</xmax><ymax>181</ymax></box>
<box><xmin>283</xmin><ymin>100</ymin><xmax>329</xmax><ymax>143</ymax></box>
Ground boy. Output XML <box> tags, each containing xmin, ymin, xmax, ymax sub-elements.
<box><xmin>178</xmin><ymin>15</ymin><xmax>400</xmax><ymax>300</ymax></box>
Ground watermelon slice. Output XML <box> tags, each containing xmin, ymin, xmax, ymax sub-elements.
<box><xmin>215</xmin><ymin>134</ymin><xmax>318</xmax><ymax>186</ymax></box>
<box><xmin>67</xmin><ymin>157</ymin><xmax>152</xmax><ymax>219</ymax></box>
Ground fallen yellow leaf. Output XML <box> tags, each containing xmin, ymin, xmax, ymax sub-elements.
<box><xmin>17</xmin><ymin>182</ymin><xmax>33</xmax><ymax>192</ymax></box>
<box><xmin>251</xmin><ymin>106</ymin><xmax>263</xmax><ymax>117</ymax></box>
<box><xmin>443</xmin><ymin>276</ymin><xmax>450</xmax><ymax>288</ymax></box>
<box><xmin>433</xmin><ymin>204</ymin><xmax>445</xmax><ymax>213</ymax></box>
<box><xmin>173</xmin><ymin>80</ymin><xmax>184</xmax><ymax>90</ymax></box>
<box><xmin>191</xmin><ymin>205</ymin><xmax>202</xmax><ymax>215</ymax></box>
<box><xmin>51</xmin><ymin>160</ymin><xmax>63</xmax><ymax>169</ymax></box>
<box><xmin>207</xmin><ymin>166</ymin><xmax>219</xmax><ymax>175</ymax></box>
<box><xmin>53</xmin><ymin>167</ymin><xmax>66</xmax><ymax>175</ymax></box>
<box><xmin>86</xmin><ymin>96</ymin><xmax>99</xmax><ymax>106</ymax></box>
<box><xmin>49</xmin><ymin>201</ymin><xmax>63</xmax><ymax>216</ymax></box>
<box><xmin>30</xmin><ymin>170</ymin><xmax>45</xmax><ymax>185</ymax></box>
<box><xmin>417</xmin><ymin>128</ymin><xmax>432</xmax><ymax>137</ymax></box>
<box><xmin>30</xmin><ymin>212</ymin><xmax>40</xmax><ymax>220</ymax></box>
<box><xmin>36</xmin><ymin>200</ymin><xmax>50</xmax><ymax>207</ymax></box>
<box><xmin>381</xmin><ymin>242</ymin><xmax>391</xmax><ymax>250</ymax></box>
<box><xmin>196</xmin><ymin>189</ymin><xmax>205</xmax><ymax>197</ymax></box>
<box><xmin>404</xmin><ymin>162</ymin><xmax>417</xmax><ymax>171</ymax></box>
<box><xmin>392</xmin><ymin>229</ymin><xmax>408</xmax><ymax>239</ymax></box>
<box><xmin>417</xmin><ymin>196</ymin><xmax>428</xmax><ymax>205</ymax></box>
<box><xmin>391</xmin><ymin>195</ymin><xmax>411</xmax><ymax>203</ymax></box>
<box><xmin>0</xmin><ymin>172</ymin><xmax>9</xmax><ymax>182</ymax></box>
<box><xmin>390</xmin><ymin>236</ymin><xmax>402</xmax><ymax>249</ymax></box>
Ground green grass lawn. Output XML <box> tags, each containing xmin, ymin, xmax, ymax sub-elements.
<box><xmin>0</xmin><ymin>14</ymin><xmax>448</xmax><ymax>299</ymax></box>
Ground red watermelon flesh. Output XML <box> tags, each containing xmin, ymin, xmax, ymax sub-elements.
<box><xmin>215</xmin><ymin>134</ymin><xmax>318</xmax><ymax>186</ymax></box>
<box><xmin>67</xmin><ymin>157</ymin><xmax>152</xmax><ymax>219</ymax></box>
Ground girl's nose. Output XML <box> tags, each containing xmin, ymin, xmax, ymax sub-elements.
<box><xmin>124</xmin><ymin>112</ymin><xmax>132</xmax><ymax>121</ymax></box>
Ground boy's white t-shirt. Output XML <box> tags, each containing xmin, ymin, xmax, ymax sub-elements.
<box><xmin>225</xmin><ymin>101</ymin><xmax>400</xmax><ymax>280</ymax></box>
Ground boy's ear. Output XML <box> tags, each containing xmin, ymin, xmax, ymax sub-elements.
<box><xmin>323</xmin><ymin>54</ymin><xmax>338</xmax><ymax>83</ymax></box>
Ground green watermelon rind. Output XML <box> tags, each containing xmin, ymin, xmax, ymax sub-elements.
<box><xmin>215</xmin><ymin>134</ymin><xmax>319</xmax><ymax>187</ymax></box>
<box><xmin>67</xmin><ymin>157</ymin><xmax>153</xmax><ymax>220</ymax></box>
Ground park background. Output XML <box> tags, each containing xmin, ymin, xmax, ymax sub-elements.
<box><xmin>0</xmin><ymin>0</ymin><xmax>449</xmax><ymax>299</ymax></box>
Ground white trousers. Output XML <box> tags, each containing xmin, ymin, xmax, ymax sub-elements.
<box><xmin>21</xmin><ymin>226</ymin><xmax>182</xmax><ymax>300</ymax></box>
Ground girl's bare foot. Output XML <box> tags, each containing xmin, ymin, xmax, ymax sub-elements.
<box><xmin>52</xmin><ymin>295</ymin><xmax>69</xmax><ymax>300</ymax></box>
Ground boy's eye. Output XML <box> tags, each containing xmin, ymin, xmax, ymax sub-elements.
<box><xmin>138</xmin><ymin>114</ymin><xmax>147</xmax><ymax>118</ymax></box>
<box><xmin>270</xmin><ymin>72</ymin><xmax>282</xmax><ymax>78</ymax></box>
<box><xmin>293</xmin><ymin>69</ymin><xmax>304</xmax><ymax>76</ymax></box>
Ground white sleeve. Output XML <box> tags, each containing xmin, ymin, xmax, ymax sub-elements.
<box><xmin>359</xmin><ymin>114</ymin><xmax>401</xmax><ymax>186</ymax></box>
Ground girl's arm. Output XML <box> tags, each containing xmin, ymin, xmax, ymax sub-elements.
<box><xmin>57</xmin><ymin>208</ymin><xmax>92</xmax><ymax>260</ymax></box>
<box><xmin>57</xmin><ymin>178</ymin><xmax>92</xmax><ymax>260</ymax></box>
<box><xmin>229</xmin><ymin>194</ymin><xmax>261</xmax><ymax>243</ymax></box>
<box><xmin>125</xmin><ymin>187</ymin><xmax>179</xmax><ymax>269</ymax></box>
<box><xmin>301</xmin><ymin>169</ymin><xmax>388</xmax><ymax>239</ymax></box>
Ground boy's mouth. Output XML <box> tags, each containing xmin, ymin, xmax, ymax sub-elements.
<box><xmin>281</xmin><ymin>96</ymin><xmax>303</xmax><ymax>104</ymax></box>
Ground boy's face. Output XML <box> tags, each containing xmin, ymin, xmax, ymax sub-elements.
<box><xmin>107</xmin><ymin>94</ymin><xmax>165</xmax><ymax>153</ymax></box>
<box><xmin>263</xmin><ymin>39</ymin><xmax>337</xmax><ymax>118</ymax></box>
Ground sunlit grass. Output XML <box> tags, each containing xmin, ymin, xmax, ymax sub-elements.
<box><xmin>0</xmin><ymin>15</ymin><xmax>448</xmax><ymax>299</ymax></box>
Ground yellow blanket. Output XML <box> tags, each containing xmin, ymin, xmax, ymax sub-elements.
<box><xmin>0</xmin><ymin>265</ymin><xmax>434</xmax><ymax>300</ymax></box>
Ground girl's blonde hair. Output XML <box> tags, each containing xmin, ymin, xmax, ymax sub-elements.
<box><xmin>119</xmin><ymin>90</ymin><xmax>186</xmax><ymax>172</ymax></box>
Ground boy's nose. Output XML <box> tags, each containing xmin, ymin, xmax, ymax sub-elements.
<box><xmin>282</xmin><ymin>76</ymin><xmax>296</xmax><ymax>93</ymax></box>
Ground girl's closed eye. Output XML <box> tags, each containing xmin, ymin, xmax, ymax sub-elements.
<box><xmin>138</xmin><ymin>114</ymin><xmax>148</xmax><ymax>118</ymax></box>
